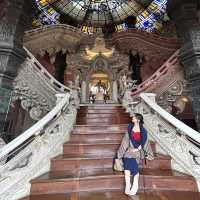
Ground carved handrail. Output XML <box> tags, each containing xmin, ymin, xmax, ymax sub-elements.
<box><xmin>131</xmin><ymin>50</ymin><xmax>179</xmax><ymax>96</ymax></box>
<box><xmin>123</xmin><ymin>93</ymin><xmax>200</xmax><ymax>190</ymax></box>
<box><xmin>0</xmin><ymin>46</ymin><xmax>80</xmax><ymax>200</ymax></box>
<box><xmin>122</xmin><ymin>50</ymin><xmax>184</xmax><ymax>113</ymax></box>
<box><xmin>12</xmin><ymin>47</ymin><xmax>79</xmax><ymax>120</ymax></box>
<box><xmin>0</xmin><ymin>92</ymin><xmax>78</xmax><ymax>200</ymax></box>
<box><xmin>140</xmin><ymin>93</ymin><xmax>200</xmax><ymax>143</ymax></box>
<box><xmin>24</xmin><ymin>47</ymin><xmax>71</xmax><ymax>93</ymax></box>
<box><xmin>0</xmin><ymin>93</ymin><xmax>70</xmax><ymax>160</ymax></box>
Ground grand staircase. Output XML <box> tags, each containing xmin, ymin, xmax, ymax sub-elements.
<box><xmin>21</xmin><ymin>105</ymin><xmax>200</xmax><ymax>200</ymax></box>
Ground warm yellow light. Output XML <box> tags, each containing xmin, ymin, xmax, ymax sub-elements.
<box><xmin>85</xmin><ymin>47</ymin><xmax>114</xmax><ymax>60</ymax></box>
<box><xmin>101</xmin><ymin>50</ymin><xmax>114</xmax><ymax>58</ymax></box>
<box><xmin>181</xmin><ymin>96</ymin><xmax>189</xmax><ymax>103</ymax></box>
<box><xmin>84</xmin><ymin>36</ymin><xmax>114</xmax><ymax>60</ymax></box>
<box><xmin>85</xmin><ymin>47</ymin><xmax>99</xmax><ymax>60</ymax></box>
<box><xmin>91</xmin><ymin>73</ymin><xmax>108</xmax><ymax>79</ymax></box>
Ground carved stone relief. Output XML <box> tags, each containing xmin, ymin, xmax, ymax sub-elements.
<box><xmin>13</xmin><ymin>59</ymin><xmax>57</xmax><ymax>120</ymax></box>
<box><xmin>156</xmin><ymin>80</ymin><xmax>187</xmax><ymax>112</ymax></box>
<box><xmin>24</xmin><ymin>25</ymin><xmax>83</xmax><ymax>57</ymax></box>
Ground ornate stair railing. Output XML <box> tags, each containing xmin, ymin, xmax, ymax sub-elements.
<box><xmin>131</xmin><ymin>50</ymin><xmax>179</xmax><ymax>96</ymax></box>
<box><xmin>122</xmin><ymin>50</ymin><xmax>188</xmax><ymax>112</ymax></box>
<box><xmin>25</xmin><ymin>47</ymin><xmax>70</xmax><ymax>93</ymax></box>
<box><xmin>0</xmin><ymin>48</ymin><xmax>80</xmax><ymax>200</ymax></box>
<box><xmin>124</xmin><ymin>93</ymin><xmax>200</xmax><ymax>191</ymax></box>
<box><xmin>0</xmin><ymin>93</ymin><xmax>77</xmax><ymax>200</ymax></box>
<box><xmin>13</xmin><ymin>48</ymin><xmax>79</xmax><ymax>121</ymax></box>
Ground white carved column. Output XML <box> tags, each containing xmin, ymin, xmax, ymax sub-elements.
<box><xmin>112</xmin><ymin>80</ymin><xmax>118</xmax><ymax>103</ymax></box>
<box><xmin>81</xmin><ymin>81</ymin><xmax>87</xmax><ymax>103</ymax></box>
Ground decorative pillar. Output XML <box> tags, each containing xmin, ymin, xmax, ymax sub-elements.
<box><xmin>81</xmin><ymin>81</ymin><xmax>87</xmax><ymax>103</ymax></box>
<box><xmin>0</xmin><ymin>88</ymin><xmax>12</xmax><ymax>131</ymax></box>
<box><xmin>0</xmin><ymin>0</ymin><xmax>34</xmax><ymax>131</ymax></box>
<box><xmin>112</xmin><ymin>80</ymin><xmax>118</xmax><ymax>103</ymax></box>
<box><xmin>167</xmin><ymin>0</ymin><xmax>200</xmax><ymax>130</ymax></box>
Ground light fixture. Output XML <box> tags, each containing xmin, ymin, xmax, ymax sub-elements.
<box><xmin>84</xmin><ymin>36</ymin><xmax>114</xmax><ymax>60</ymax></box>
<box><xmin>181</xmin><ymin>96</ymin><xmax>189</xmax><ymax>103</ymax></box>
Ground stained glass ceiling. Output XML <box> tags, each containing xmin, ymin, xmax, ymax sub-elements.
<box><xmin>34</xmin><ymin>0</ymin><xmax>168</xmax><ymax>32</ymax></box>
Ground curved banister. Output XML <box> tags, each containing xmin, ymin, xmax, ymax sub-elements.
<box><xmin>24</xmin><ymin>47</ymin><xmax>71</xmax><ymax>93</ymax></box>
<box><xmin>131</xmin><ymin>50</ymin><xmax>179</xmax><ymax>96</ymax></box>
<box><xmin>0</xmin><ymin>93</ymin><xmax>70</xmax><ymax>160</ymax></box>
<box><xmin>0</xmin><ymin>47</ymin><xmax>80</xmax><ymax>200</ymax></box>
<box><xmin>140</xmin><ymin>93</ymin><xmax>200</xmax><ymax>143</ymax></box>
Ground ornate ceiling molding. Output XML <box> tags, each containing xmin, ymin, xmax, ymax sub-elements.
<box><xmin>24</xmin><ymin>25</ymin><xmax>87</xmax><ymax>56</ymax></box>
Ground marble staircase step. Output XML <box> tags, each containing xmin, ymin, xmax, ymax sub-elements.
<box><xmin>30</xmin><ymin>168</ymin><xmax>198</xmax><ymax>195</ymax></box>
<box><xmin>63</xmin><ymin>142</ymin><xmax>120</xmax><ymax>156</ymax></box>
<box><xmin>78</xmin><ymin>107</ymin><xmax>125</xmax><ymax>110</ymax></box>
<box><xmin>63</xmin><ymin>141</ymin><xmax>156</xmax><ymax>156</ymax></box>
<box><xmin>70</xmin><ymin>132</ymin><xmax>124</xmax><ymax>142</ymax></box>
<box><xmin>51</xmin><ymin>153</ymin><xmax>171</xmax><ymax>171</ymax></box>
<box><xmin>76</xmin><ymin>117</ymin><xmax>130</xmax><ymax>125</ymax></box>
<box><xmin>78</xmin><ymin>110</ymin><xmax>126</xmax><ymax>114</ymax></box>
<box><xmin>79</xmin><ymin>105</ymin><xmax>124</xmax><ymax>110</ymax></box>
<box><xmin>77</xmin><ymin>113</ymin><xmax>130</xmax><ymax>118</ymax></box>
<box><xmin>72</xmin><ymin>124</ymin><xmax>127</xmax><ymax>134</ymax></box>
<box><xmin>21</xmin><ymin>190</ymin><xmax>200</xmax><ymax>200</ymax></box>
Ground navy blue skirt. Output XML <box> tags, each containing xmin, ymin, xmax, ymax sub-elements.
<box><xmin>123</xmin><ymin>158</ymin><xmax>139</xmax><ymax>176</ymax></box>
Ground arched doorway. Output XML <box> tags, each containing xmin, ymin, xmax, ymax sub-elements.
<box><xmin>89</xmin><ymin>71</ymin><xmax>111</xmax><ymax>103</ymax></box>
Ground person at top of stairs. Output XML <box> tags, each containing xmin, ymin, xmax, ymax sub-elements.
<box><xmin>117</xmin><ymin>113</ymin><xmax>154</xmax><ymax>196</ymax></box>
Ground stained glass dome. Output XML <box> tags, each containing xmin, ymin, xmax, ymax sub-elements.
<box><xmin>40</xmin><ymin>0</ymin><xmax>143</xmax><ymax>25</ymax></box>
<box><xmin>34</xmin><ymin>0</ymin><xmax>168</xmax><ymax>32</ymax></box>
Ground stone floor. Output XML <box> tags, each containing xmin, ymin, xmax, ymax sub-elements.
<box><xmin>21</xmin><ymin>190</ymin><xmax>200</xmax><ymax>200</ymax></box>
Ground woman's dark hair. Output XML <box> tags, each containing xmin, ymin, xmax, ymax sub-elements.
<box><xmin>134</xmin><ymin>113</ymin><xmax>144</xmax><ymax>127</ymax></box>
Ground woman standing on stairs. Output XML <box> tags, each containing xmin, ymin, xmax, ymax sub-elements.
<box><xmin>117</xmin><ymin>113</ymin><xmax>154</xmax><ymax>196</ymax></box>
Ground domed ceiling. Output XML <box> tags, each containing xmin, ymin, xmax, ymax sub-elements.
<box><xmin>47</xmin><ymin>0</ymin><xmax>143</xmax><ymax>26</ymax></box>
<box><xmin>34</xmin><ymin>0</ymin><xmax>168</xmax><ymax>32</ymax></box>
